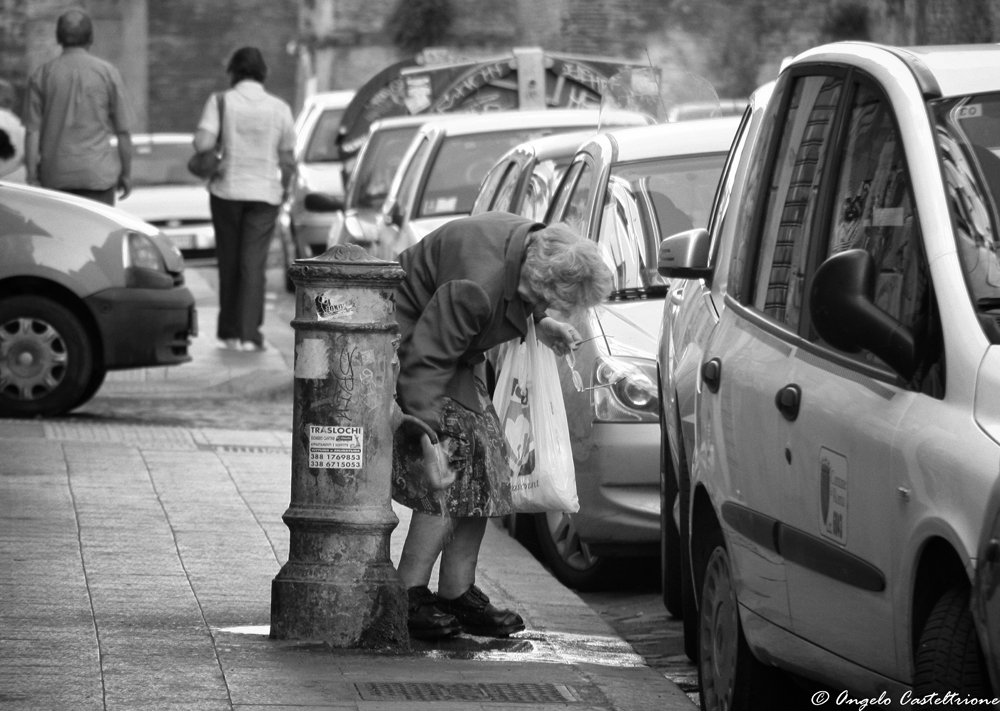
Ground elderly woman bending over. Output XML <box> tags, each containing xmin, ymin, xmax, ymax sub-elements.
<box><xmin>391</xmin><ymin>211</ymin><xmax>613</xmax><ymax>639</ymax></box>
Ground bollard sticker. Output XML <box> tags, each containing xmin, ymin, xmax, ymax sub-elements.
<box><xmin>315</xmin><ymin>290</ymin><xmax>356</xmax><ymax>321</ymax></box>
<box><xmin>309</xmin><ymin>425</ymin><xmax>363</xmax><ymax>469</ymax></box>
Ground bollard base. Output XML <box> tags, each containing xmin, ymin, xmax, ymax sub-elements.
<box><xmin>270</xmin><ymin>573</ymin><xmax>409</xmax><ymax>650</ymax></box>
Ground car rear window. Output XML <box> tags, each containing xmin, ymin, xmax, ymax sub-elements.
<box><xmin>304</xmin><ymin>108</ymin><xmax>346</xmax><ymax>163</ymax></box>
<box><xmin>347</xmin><ymin>126</ymin><xmax>420</xmax><ymax>209</ymax></box>
<box><xmin>418</xmin><ymin>128</ymin><xmax>582</xmax><ymax>217</ymax></box>
<box><xmin>132</xmin><ymin>143</ymin><xmax>201</xmax><ymax>187</ymax></box>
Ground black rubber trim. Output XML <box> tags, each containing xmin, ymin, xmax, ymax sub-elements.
<box><xmin>721</xmin><ymin>502</ymin><xmax>779</xmax><ymax>554</ymax></box>
<box><xmin>778</xmin><ymin>524</ymin><xmax>886</xmax><ymax>592</ymax></box>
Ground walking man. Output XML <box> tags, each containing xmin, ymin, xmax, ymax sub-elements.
<box><xmin>24</xmin><ymin>9</ymin><xmax>134</xmax><ymax>204</ymax></box>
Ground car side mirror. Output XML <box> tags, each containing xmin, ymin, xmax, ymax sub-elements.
<box><xmin>810</xmin><ymin>249</ymin><xmax>916</xmax><ymax>380</ymax></box>
<box><xmin>657</xmin><ymin>228</ymin><xmax>712</xmax><ymax>280</ymax></box>
<box><xmin>304</xmin><ymin>192</ymin><xmax>344</xmax><ymax>213</ymax></box>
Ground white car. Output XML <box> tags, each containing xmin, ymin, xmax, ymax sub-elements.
<box><xmin>657</xmin><ymin>42</ymin><xmax>1000</xmax><ymax>707</ymax></box>
<box><xmin>371</xmin><ymin>109</ymin><xmax>635</xmax><ymax>261</ymax></box>
<box><xmin>117</xmin><ymin>133</ymin><xmax>213</xmax><ymax>260</ymax></box>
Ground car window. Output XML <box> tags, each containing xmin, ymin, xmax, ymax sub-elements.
<box><xmin>472</xmin><ymin>160</ymin><xmax>508</xmax><ymax>215</ymax></box>
<box><xmin>520</xmin><ymin>158</ymin><xmax>571</xmax><ymax>222</ymax></box>
<box><xmin>597</xmin><ymin>154</ymin><xmax>726</xmax><ymax>295</ymax></box>
<box><xmin>559</xmin><ymin>161</ymin><xmax>595</xmax><ymax>236</ymax></box>
<box><xmin>304</xmin><ymin>108</ymin><xmax>346</xmax><ymax>163</ymax></box>
<box><xmin>933</xmin><ymin>91</ymin><xmax>1000</xmax><ymax>342</ymax></box>
<box><xmin>751</xmin><ymin>74</ymin><xmax>844</xmax><ymax>329</ymax></box>
<box><xmin>418</xmin><ymin>129</ymin><xmax>574</xmax><ymax>218</ymax></box>
<box><xmin>347</xmin><ymin>126</ymin><xmax>420</xmax><ymax>209</ymax></box>
<box><xmin>821</xmin><ymin>82</ymin><xmax>927</xmax><ymax>339</ymax></box>
<box><xmin>131</xmin><ymin>142</ymin><xmax>201</xmax><ymax>187</ymax></box>
<box><xmin>490</xmin><ymin>163</ymin><xmax>521</xmax><ymax>214</ymax></box>
<box><xmin>396</xmin><ymin>137</ymin><xmax>431</xmax><ymax>217</ymax></box>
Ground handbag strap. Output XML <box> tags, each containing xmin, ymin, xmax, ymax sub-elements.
<box><xmin>214</xmin><ymin>92</ymin><xmax>225</xmax><ymax>151</ymax></box>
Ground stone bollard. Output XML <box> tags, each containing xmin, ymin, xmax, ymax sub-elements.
<box><xmin>270</xmin><ymin>244</ymin><xmax>408</xmax><ymax>649</ymax></box>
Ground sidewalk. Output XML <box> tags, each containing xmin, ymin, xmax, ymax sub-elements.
<box><xmin>0</xmin><ymin>268</ymin><xmax>695</xmax><ymax>710</ymax></box>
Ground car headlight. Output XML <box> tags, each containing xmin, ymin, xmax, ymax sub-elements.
<box><xmin>592</xmin><ymin>356</ymin><xmax>659</xmax><ymax>423</ymax></box>
<box><xmin>122</xmin><ymin>231</ymin><xmax>172</xmax><ymax>288</ymax></box>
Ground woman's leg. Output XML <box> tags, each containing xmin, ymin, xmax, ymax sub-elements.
<box><xmin>237</xmin><ymin>201</ymin><xmax>279</xmax><ymax>346</ymax></box>
<box><xmin>397</xmin><ymin>511</ymin><xmax>453</xmax><ymax>589</ymax></box>
<box><xmin>437</xmin><ymin>516</ymin><xmax>488</xmax><ymax>599</ymax></box>
<box><xmin>210</xmin><ymin>195</ymin><xmax>244</xmax><ymax>341</ymax></box>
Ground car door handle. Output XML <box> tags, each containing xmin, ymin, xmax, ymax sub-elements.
<box><xmin>775</xmin><ymin>384</ymin><xmax>801</xmax><ymax>422</ymax></box>
<box><xmin>702</xmin><ymin>358</ymin><xmax>721</xmax><ymax>394</ymax></box>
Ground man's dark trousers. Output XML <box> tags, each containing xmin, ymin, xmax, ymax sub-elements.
<box><xmin>210</xmin><ymin>195</ymin><xmax>278</xmax><ymax>346</ymax></box>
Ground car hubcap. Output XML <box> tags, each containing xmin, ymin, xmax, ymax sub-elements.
<box><xmin>0</xmin><ymin>317</ymin><xmax>68</xmax><ymax>401</ymax></box>
<box><xmin>545</xmin><ymin>511</ymin><xmax>599</xmax><ymax>571</ymax></box>
<box><xmin>700</xmin><ymin>547</ymin><xmax>737</xmax><ymax>711</ymax></box>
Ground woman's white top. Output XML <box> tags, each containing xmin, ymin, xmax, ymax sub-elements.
<box><xmin>198</xmin><ymin>80</ymin><xmax>294</xmax><ymax>205</ymax></box>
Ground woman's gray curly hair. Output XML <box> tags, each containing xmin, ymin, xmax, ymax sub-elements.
<box><xmin>522</xmin><ymin>223</ymin><xmax>613</xmax><ymax>316</ymax></box>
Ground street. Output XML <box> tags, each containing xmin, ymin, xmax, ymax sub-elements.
<box><xmin>76</xmin><ymin>256</ymin><xmax>702</xmax><ymax>699</ymax></box>
<box><xmin>0</xmin><ymin>252</ymin><xmax>699</xmax><ymax>709</ymax></box>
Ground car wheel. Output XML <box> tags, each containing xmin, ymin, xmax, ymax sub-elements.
<box><xmin>534</xmin><ymin>511</ymin><xmax>611</xmax><ymax>591</ymax></box>
<box><xmin>915</xmin><ymin>586</ymin><xmax>992</xmax><ymax>696</ymax></box>
<box><xmin>75</xmin><ymin>365</ymin><xmax>107</xmax><ymax>410</ymax></box>
<box><xmin>0</xmin><ymin>296</ymin><xmax>94</xmax><ymax>418</ymax></box>
<box><xmin>661</xmin><ymin>411</ymin><xmax>682</xmax><ymax>617</ymax></box>
<box><xmin>698</xmin><ymin>527</ymin><xmax>782</xmax><ymax>711</ymax></box>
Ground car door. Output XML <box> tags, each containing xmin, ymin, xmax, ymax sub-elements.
<box><xmin>704</xmin><ymin>71</ymin><xmax>853</xmax><ymax>630</ymax></box>
<box><xmin>776</xmin><ymin>75</ymin><xmax>934</xmax><ymax>679</ymax></box>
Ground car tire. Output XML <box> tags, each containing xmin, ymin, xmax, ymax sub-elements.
<box><xmin>534</xmin><ymin>511</ymin><xmax>612</xmax><ymax>591</ymax></box>
<box><xmin>697</xmin><ymin>526</ymin><xmax>783</xmax><ymax>711</ymax></box>
<box><xmin>661</xmin><ymin>411</ymin><xmax>682</xmax><ymax>617</ymax></box>
<box><xmin>0</xmin><ymin>296</ymin><xmax>94</xmax><ymax>418</ymax></box>
<box><xmin>914</xmin><ymin>586</ymin><xmax>992</xmax><ymax>696</ymax></box>
<box><xmin>75</xmin><ymin>365</ymin><xmax>107</xmax><ymax>410</ymax></box>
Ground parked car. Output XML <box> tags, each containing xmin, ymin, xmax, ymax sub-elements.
<box><xmin>657</xmin><ymin>42</ymin><xmax>1000</xmax><ymax>707</ymax></box>
<box><xmin>324</xmin><ymin>114</ymin><xmax>435</xmax><ymax>259</ymax></box>
<box><xmin>471</xmin><ymin>130</ymin><xmax>594</xmax><ymax>221</ymax></box>
<box><xmin>370</xmin><ymin>109</ymin><xmax>638</xmax><ymax>261</ymax></box>
<box><xmin>498</xmin><ymin>116</ymin><xmax>739</xmax><ymax>590</ymax></box>
<box><xmin>0</xmin><ymin>182</ymin><xmax>195</xmax><ymax>417</ymax></box>
<box><xmin>276</xmin><ymin>90</ymin><xmax>354</xmax><ymax>268</ymax></box>
<box><xmin>116</xmin><ymin>133</ymin><xmax>213</xmax><ymax>260</ymax></box>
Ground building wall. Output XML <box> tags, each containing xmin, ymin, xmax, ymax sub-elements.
<box><xmin>148</xmin><ymin>0</ymin><xmax>298</xmax><ymax>133</ymax></box>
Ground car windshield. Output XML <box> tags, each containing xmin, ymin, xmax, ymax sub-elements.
<box><xmin>419</xmin><ymin>128</ymin><xmax>579</xmax><ymax>218</ymax></box>
<box><xmin>131</xmin><ymin>142</ymin><xmax>201</xmax><ymax>187</ymax></box>
<box><xmin>346</xmin><ymin>126</ymin><xmax>420</xmax><ymax>209</ymax></box>
<box><xmin>597</xmin><ymin>154</ymin><xmax>727</xmax><ymax>297</ymax></box>
<box><xmin>933</xmin><ymin>93</ymin><xmax>1000</xmax><ymax>318</ymax></box>
<box><xmin>304</xmin><ymin>108</ymin><xmax>346</xmax><ymax>163</ymax></box>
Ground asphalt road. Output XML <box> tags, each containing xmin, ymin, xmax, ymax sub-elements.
<box><xmin>71</xmin><ymin>259</ymin><xmax>702</xmax><ymax>702</ymax></box>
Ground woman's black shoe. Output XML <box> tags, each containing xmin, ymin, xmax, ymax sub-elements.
<box><xmin>407</xmin><ymin>585</ymin><xmax>461</xmax><ymax>640</ymax></box>
<box><xmin>437</xmin><ymin>585</ymin><xmax>525</xmax><ymax>637</ymax></box>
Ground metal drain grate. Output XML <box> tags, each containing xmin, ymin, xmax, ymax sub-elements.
<box><xmin>356</xmin><ymin>682</ymin><xmax>583</xmax><ymax>703</ymax></box>
<box><xmin>198</xmin><ymin>444</ymin><xmax>289</xmax><ymax>454</ymax></box>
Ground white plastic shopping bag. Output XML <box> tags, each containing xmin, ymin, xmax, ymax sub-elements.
<box><xmin>492</xmin><ymin>321</ymin><xmax>578</xmax><ymax>513</ymax></box>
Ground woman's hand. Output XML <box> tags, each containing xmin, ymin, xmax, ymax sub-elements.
<box><xmin>535</xmin><ymin>316</ymin><xmax>581</xmax><ymax>357</ymax></box>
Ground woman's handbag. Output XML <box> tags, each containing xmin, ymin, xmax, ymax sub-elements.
<box><xmin>187</xmin><ymin>93</ymin><xmax>225</xmax><ymax>180</ymax></box>
<box><xmin>492</xmin><ymin>320</ymin><xmax>579</xmax><ymax>513</ymax></box>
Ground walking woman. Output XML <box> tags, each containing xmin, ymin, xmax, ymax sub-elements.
<box><xmin>391</xmin><ymin>211</ymin><xmax>613</xmax><ymax>639</ymax></box>
<box><xmin>194</xmin><ymin>47</ymin><xmax>295</xmax><ymax>351</ymax></box>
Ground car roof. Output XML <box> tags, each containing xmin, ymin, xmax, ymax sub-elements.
<box><xmin>419</xmin><ymin>109</ymin><xmax>608</xmax><ymax>137</ymax></box>
<box><xmin>508</xmin><ymin>130</ymin><xmax>597</xmax><ymax>162</ymax></box>
<box><xmin>302</xmin><ymin>90</ymin><xmax>356</xmax><ymax>110</ymax></box>
<box><xmin>793</xmin><ymin>42</ymin><xmax>1000</xmax><ymax>99</ymax></box>
<box><xmin>596</xmin><ymin>115</ymin><xmax>743</xmax><ymax>162</ymax></box>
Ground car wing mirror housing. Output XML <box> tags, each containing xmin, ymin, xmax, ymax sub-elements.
<box><xmin>657</xmin><ymin>228</ymin><xmax>713</xmax><ymax>280</ymax></box>
<box><xmin>304</xmin><ymin>192</ymin><xmax>344</xmax><ymax>213</ymax></box>
<box><xmin>810</xmin><ymin>249</ymin><xmax>917</xmax><ymax>380</ymax></box>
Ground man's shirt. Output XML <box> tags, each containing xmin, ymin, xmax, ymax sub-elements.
<box><xmin>25</xmin><ymin>47</ymin><xmax>133</xmax><ymax>190</ymax></box>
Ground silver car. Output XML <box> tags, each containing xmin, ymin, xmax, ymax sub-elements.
<box><xmin>520</xmin><ymin>116</ymin><xmax>740</xmax><ymax>590</ymax></box>
<box><xmin>658</xmin><ymin>43</ymin><xmax>1000</xmax><ymax>706</ymax></box>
